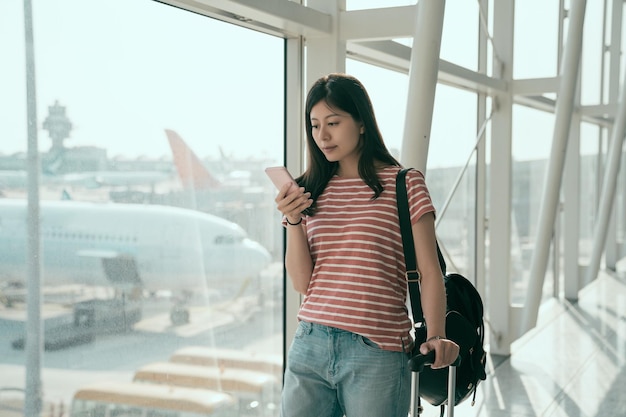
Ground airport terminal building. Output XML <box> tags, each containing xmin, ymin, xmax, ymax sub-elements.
<box><xmin>0</xmin><ymin>1</ymin><xmax>625</xmax><ymax>416</ymax></box>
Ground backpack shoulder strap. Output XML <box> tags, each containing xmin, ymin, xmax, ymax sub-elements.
<box><xmin>396</xmin><ymin>168</ymin><xmax>424</xmax><ymax>327</ymax></box>
<box><xmin>396</xmin><ymin>167</ymin><xmax>448</xmax><ymax>328</ymax></box>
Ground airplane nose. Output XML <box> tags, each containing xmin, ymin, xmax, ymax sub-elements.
<box><xmin>244</xmin><ymin>239</ymin><xmax>272</xmax><ymax>270</ymax></box>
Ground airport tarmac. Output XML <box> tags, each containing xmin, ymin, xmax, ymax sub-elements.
<box><xmin>0</xmin><ymin>290</ymin><xmax>283</xmax><ymax>416</ymax></box>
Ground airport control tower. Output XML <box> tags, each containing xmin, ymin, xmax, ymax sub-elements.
<box><xmin>42</xmin><ymin>100</ymin><xmax>72</xmax><ymax>152</ymax></box>
<box><xmin>40</xmin><ymin>101</ymin><xmax>107</xmax><ymax>173</ymax></box>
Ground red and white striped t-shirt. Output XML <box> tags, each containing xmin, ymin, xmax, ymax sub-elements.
<box><xmin>297</xmin><ymin>166</ymin><xmax>435</xmax><ymax>352</ymax></box>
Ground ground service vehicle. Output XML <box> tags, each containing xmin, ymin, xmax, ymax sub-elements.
<box><xmin>70</xmin><ymin>380</ymin><xmax>238</xmax><ymax>417</ymax></box>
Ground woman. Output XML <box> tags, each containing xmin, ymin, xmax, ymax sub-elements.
<box><xmin>275</xmin><ymin>73</ymin><xmax>459</xmax><ymax>417</ymax></box>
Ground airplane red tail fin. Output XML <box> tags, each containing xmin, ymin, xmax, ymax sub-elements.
<box><xmin>165</xmin><ymin>129</ymin><xmax>221</xmax><ymax>190</ymax></box>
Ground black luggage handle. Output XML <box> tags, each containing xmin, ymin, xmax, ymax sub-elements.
<box><xmin>409</xmin><ymin>350</ymin><xmax>462</xmax><ymax>372</ymax></box>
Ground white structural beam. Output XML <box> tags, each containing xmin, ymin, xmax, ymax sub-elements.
<box><xmin>488</xmin><ymin>0</ymin><xmax>514</xmax><ymax>356</ymax></box>
<box><xmin>521</xmin><ymin>0</ymin><xmax>587</xmax><ymax>335</ymax></box>
<box><xmin>155</xmin><ymin>0</ymin><xmax>331</xmax><ymax>37</ymax></box>
<box><xmin>347</xmin><ymin>40</ymin><xmax>413</xmax><ymax>73</ymax></box>
<box><xmin>401</xmin><ymin>0</ymin><xmax>446</xmax><ymax>173</ymax></box>
<box><xmin>512</xmin><ymin>77</ymin><xmax>559</xmax><ymax>95</ymax></box>
<box><xmin>347</xmin><ymin>42</ymin><xmax>611</xmax><ymax>133</ymax></box>
<box><xmin>581</xmin><ymin>103</ymin><xmax>616</xmax><ymax>119</ymax></box>
<box><xmin>348</xmin><ymin>40</ymin><xmax>507</xmax><ymax>94</ymax></box>
<box><xmin>438</xmin><ymin>60</ymin><xmax>507</xmax><ymax>96</ymax></box>
<box><xmin>339</xmin><ymin>6</ymin><xmax>416</xmax><ymax>41</ymax></box>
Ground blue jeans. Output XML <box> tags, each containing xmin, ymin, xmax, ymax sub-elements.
<box><xmin>280</xmin><ymin>321</ymin><xmax>411</xmax><ymax>417</ymax></box>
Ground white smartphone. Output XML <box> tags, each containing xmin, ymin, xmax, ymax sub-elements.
<box><xmin>265</xmin><ymin>166</ymin><xmax>297</xmax><ymax>190</ymax></box>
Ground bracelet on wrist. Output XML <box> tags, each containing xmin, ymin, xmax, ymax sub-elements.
<box><xmin>426</xmin><ymin>335</ymin><xmax>445</xmax><ymax>342</ymax></box>
<box><xmin>285</xmin><ymin>217</ymin><xmax>303</xmax><ymax>226</ymax></box>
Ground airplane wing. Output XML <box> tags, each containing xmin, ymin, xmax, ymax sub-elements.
<box><xmin>77</xmin><ymin>250</ymin><xmax>141</xmax><ymax>286</ymax></box>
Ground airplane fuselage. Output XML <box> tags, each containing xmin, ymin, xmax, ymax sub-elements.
<box><xmin>0</xmin><ymin>199</ymin><xmax>271</xmax><ymax>296</ymax></box>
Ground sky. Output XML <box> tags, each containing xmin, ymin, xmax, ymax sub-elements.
<box><xmin>0</xmin><ymin>0</ymin><xmax>286</xmax><ymax>164</ymax></box>
<box><xmin>0</xmin><ymin>0</ymin><xmax>610</xmax><ymax>168</ymax></box>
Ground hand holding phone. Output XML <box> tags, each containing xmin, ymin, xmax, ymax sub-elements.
<box><xmin>265</xmin><ymin>166</ymin><xmax>297</xmax><ymax>191</ymax></box>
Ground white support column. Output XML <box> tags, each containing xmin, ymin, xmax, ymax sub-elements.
<box><xmin>584</xmin><ymin>65</ymin><xmax>626</xmax><ymax>285</ymax></box>
<box><xmin>604</xmin><ymin>0</ymin><xmax>624</xmax><ymax>269</ymax></box>
<box><xmin>521</xmin><ymin>0</ymin><xmax>587</xmax><ymax>335</ymax></box>
<box><xmin>288</xmin><ymin>0</ymin><xmax>345</xmax><ymax>356</ymax></box>
<box><xmin>284</xmin><ymin>36</ymin><xmax>305</xmax><ymax>351</ymax></box>
<box><xmin>564</xmin><ymin>90</ymin><xmax>581</xmax><ymax>301</ymax></box>
<box><xmin>563</xmin><ymin>0</ymin><xmax>582</xmax><ymax>301</ymax></box>
<box><xmin>620</xmin><ymin>150</ymin><xmax>626</xmax><ymax>263</ymax></box>
<box><xmin>475</xmin><ymin>0</ymin><xmax>489</xmax><ymax>303</ymax></box>
<box><xmin>400</xmin><ymin>0</ymin><xmax>446</xmax><ymax>173</ymax></box>
<box><xmin>488</xmin><ymin>0</ymin><xmax>514</xmax><ymax>356</ymax></box>
<box><xmin>305</xmin><ymin>0</ymin><xmax>345</xmax><ymax>89</ymax></box>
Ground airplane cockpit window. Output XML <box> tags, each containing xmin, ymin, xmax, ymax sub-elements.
<box><xmin>1</xmin><ymin>1</ymin><xmax>284</xmax><ymax>416</ymax></box>
<box><xmin>214</xmin><ymin>235</ymin><xmax>244</xmax><ymax>245</ymax></box>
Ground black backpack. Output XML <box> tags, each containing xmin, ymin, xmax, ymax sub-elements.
<box><xmin>396</xmin><ymin>168</ymin><xmax>487</xmax><ymax>410</ymax></box>
<box><xmin>417</xmin><ymin>272</ymin><xmax>487</xmax><ymax>407</ymax></box>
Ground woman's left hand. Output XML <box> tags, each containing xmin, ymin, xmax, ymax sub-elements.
<box><xmin>419</xmin><ymin>337</ymin><xmax>460</xmax><ymax>369</ymax></box>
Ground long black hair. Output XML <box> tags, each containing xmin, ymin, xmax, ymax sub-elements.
<box><xmin>298</xmin><ymin>73</ymin><xmax>400</xmax><ymax>215</ymax></box>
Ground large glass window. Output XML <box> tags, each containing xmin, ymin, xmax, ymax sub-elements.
<box><xmin>580</xmin><ymin>0</ymin><xmax>605</xmax><ymax>106</ymax></box>
<box><xmin>513</xmin><ymin>0</ymin><xmax>559</xmax><ymax>79</ymax></box>
<box><xmin>440</xmin><ymin>0</ymin><xmax>479</xmax><ymax>71</ymax></box>
<box><xmin>346</xmin><ymin>59</ymin><xmax>408</xmax><ymax>158</ymax></box>
<box><xmin>428</xmin><ymin>86</ymin><xmax>479</xmax><ymax>278</ymax></box>
<box><xmin>0</xmin><ymin>1</ymin><xmax>285</xmax><ymax>416</ymax></box>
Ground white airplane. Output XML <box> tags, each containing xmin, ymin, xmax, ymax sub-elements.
<box><xmin>0</xmin><ymin>198</ymin><xmax>271</xmax><ymax>324</ymax></box>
